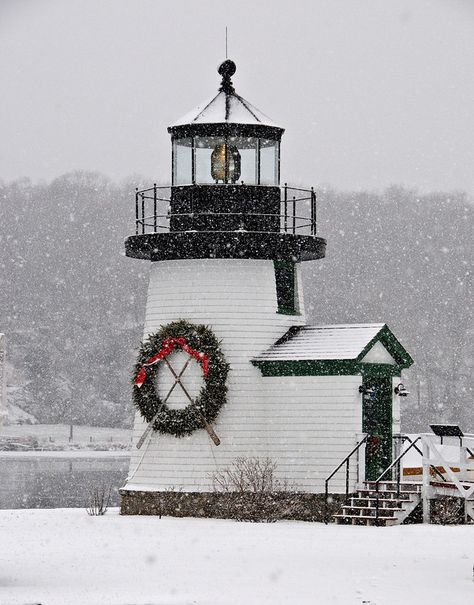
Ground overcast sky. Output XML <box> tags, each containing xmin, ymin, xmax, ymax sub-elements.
<box><xmin>1</xmin><ymin>0</ymin><xmax>473</xmax><ymax>193</ymax></box>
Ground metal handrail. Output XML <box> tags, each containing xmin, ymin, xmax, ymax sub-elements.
<box><xmin>134</xmin><ymin>183</ymin><xmax>317</xmax><ymax>236</ymax></box>
<box><xmin>402</xmin><ymin>435</ymin><xmax>447</xmax><ymax>483</ymax></box>
<box><xmin>138</xmin><ymin>210</ymin><xmax>313</xmax><ymax>220</ymax></box>
<box><xmin>324</xmin><ymin>435</ymin><xmax>367</xmax><ymax>523</ymax></box>
<box><xmin>136</xmin><ymin>184</ymin><xmax>315</xmax><ymax>195</ymax></box>
<box><xmin>373</xmin><ymin>436</ymin><xmax>448</xmax><ymax>524</ymax></box>
<box><xmin>393</xmin><ymin>435</ymin><xmax>447</xmax><ymax>486</ymax></box>
<box><xmin>373</xmin><ymin>437</ymin><xmax>420</xmax><ymax>524</ymax></box>
<box><xmin>283</xmin><ymin>185</ymin><xmax>315</xmax><ymax>193</ymax></box>
<box><xmin>137</xmin><ymin>212</ymin><xmax>316</xmax><ymax>234</ymax></box>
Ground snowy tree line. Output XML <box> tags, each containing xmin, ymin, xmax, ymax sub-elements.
<box><xmin>307</xmin><ymin>185</ymin><xmax>473</xmax><ymax>431</ymax></box>
<box><xmin>0</xmin><ymin>172</ymin><xmax>145</xmax><ymax>427</ymax></box>
<box><xmin>0</xmin><ymin>172</ymin><xmax>472</xmax><ymax>430</ymax></box>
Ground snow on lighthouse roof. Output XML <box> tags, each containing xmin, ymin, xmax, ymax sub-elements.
<box><xmin>170</xmin><ymin>60</ymin><xmax>281</xmax><ymax>129</ymax></box>
<box><xmin>171</xmin><ymin>90</ymin><xmax>278</xmax><ymax>127</ymax></box>
<box><xmin>253</xmin><ymin>323</ymin><xmax>413</xmax><ymax>369</ymax></box>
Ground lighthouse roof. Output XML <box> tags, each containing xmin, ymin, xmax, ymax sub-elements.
<box><xmin>169</xmin><ymin>60</ymin><xmax>283</xmax><ymax>134</ymax></box>
<box><xmin>253</xmin><ymin>323</ymin><xmax>413</xmax><ymax>369</ymax></box>
<box><xmin>171</xmin><ymin>90</ymin><xmax>279</xmax><ymax>128</ymax></box>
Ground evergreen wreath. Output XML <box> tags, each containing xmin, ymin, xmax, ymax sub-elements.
<box><xmin>132</xmin><ymin>320</ymin><xmax>230</xmax><ymax>437</ymax></box>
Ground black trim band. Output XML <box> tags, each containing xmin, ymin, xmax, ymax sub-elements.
<box><xmin>168</xmin><ymin>123</ymin><xmax>284</xmax><ymax>140</ymax></box>
<box><xmin>125</xmin><ymin>231</ymin><xmax>326</xmax><ymax>262</ymax></box>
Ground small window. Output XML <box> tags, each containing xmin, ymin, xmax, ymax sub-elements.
<box><xmin>274</xmin><ymin>261</ymin><xmax>297</xmax><ymax>314</ymax></box>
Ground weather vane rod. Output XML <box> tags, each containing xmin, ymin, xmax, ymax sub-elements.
<box><xmin>225</xmin><ymin>26</ymin><xmax>228</xmax><ymax>59</ymax></box>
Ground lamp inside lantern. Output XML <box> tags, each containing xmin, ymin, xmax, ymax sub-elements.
<box><xmin>211</xmin><ymin>143</ymin><xmax>241</xmax><ymax>183</ymax></box>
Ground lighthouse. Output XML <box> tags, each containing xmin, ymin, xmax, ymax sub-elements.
<box><xmin>120</xmin><ymin>60</ymin><xmax>413</xmax><ymax>518</ymax></box>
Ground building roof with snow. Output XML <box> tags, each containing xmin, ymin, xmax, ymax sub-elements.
<box><xmin>252</xmin><ymin>323</ymin><xmax>413</xmax><ymax>376</ymax></box>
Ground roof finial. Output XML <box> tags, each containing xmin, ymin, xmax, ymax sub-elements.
<box><xmin>218</xmin><ymin>59</ymin><xmax>236</xmax><ymax>94</ymax></box>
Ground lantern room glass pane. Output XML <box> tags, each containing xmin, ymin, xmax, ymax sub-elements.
<box><xmin>195</xmin><ymin>136</ymin><xmax>223</xmax><ymax>184</ymax></box>
<box><xmin>228</xmin><ymin>137</ymin><xmax>257</xmax><ymax>185</ymax></box>
<box><xmin>195</xmin><ymin>136</ymin><xmax>256</xmax><ymax>185</ymax></box>
<box><xmin>173</xmin><ymin>138</ymin><xmax>193</xmax><ymax>185</ymax></box>
<box><xmin>260</xmin><ymin>139</ymin><xmax>279</xmax><ymax>186</ymax></box>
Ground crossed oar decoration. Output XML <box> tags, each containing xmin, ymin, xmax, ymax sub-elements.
<box><xmin>136</xmin><ymin>355</ymin><xmax>220</xmax><ymax>449</ymax></box>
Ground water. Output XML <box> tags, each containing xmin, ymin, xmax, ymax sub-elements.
<box><xmin>0</xmin><ymin>454</ymin><xmax>130</xmax><ymax>509</ymax></box>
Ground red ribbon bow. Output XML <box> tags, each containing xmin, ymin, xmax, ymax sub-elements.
<box><xmin>135</xmin><ymin>337</ymin><xmax>209</xmax><ymax>388</ymax></box>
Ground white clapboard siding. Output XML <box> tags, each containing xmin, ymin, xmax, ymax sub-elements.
<box><xmin>124</xmin><ymin>259</ymin><xmax>363</xmax><ymax>494</ymax></box>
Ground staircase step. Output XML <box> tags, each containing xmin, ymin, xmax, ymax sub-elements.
<box><xmin>343</xmin><ymin>505</ymin><xmax>404</xmax><ymax>514</ymax></box>
<box><xmin>331</xmin><ymin>481</ymin><xmax>423</xmax><ymax>527</ymax></box>
<box><xmin>351</xmin><ymin>498</ymin><xmax>405</xmax><ymax>507</ymax></box>
<box><xmin>362</xmin><ymin>488</ymin><xmax>421</xmax><ymax>495</ymax></box>
<box><xmin>356</xmin><ymin>490</ymin><xmax>414</xmax><ymax>500</ymax></box>
<box><xmin>331</xmin><ymin>482</ymin><xmax>422</xmax><ymax>526</ymax></box>
<box><xmin>364</xmin><ymin>481</ymin><xmax>422</xmax><ymax>493</ymax></box>
<box><xmin>333</xmin><ymin>514</ymin><xmax>398</xmax><ymax>526</ymax></box>
<box><xmin>359</xmin><ymin>486</ymin><xmax>420</xmax><ymax>494</ymax></box>
<box><xmin>340</xmin><ymin>506</ymin><xmax>400</xmax><ymax>517</ymax></box>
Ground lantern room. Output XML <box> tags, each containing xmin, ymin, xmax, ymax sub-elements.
<box><xmin>169</xmin><ymin>60</ymin><xmax>282</xmax><ymax>187</ymax></box>
<box><xmin>171</xmin><ymin>135</ymin><xmax>280</xmax><ymax>187</ymax></box>
<box><xmin>126</xmin><ymin>60</ymin><xmax>324</xmax><ymax>263</ymax></box>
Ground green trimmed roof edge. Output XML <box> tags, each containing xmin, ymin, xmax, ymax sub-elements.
<box><xmin>252</xmin><ymin>359</ymin><xmax>403</xmax><ymax>378</ymax></box>
<box><xmin>357</xmin><ymin>324</ymin><xmax>414</xmax><ymax>369</ymax></box>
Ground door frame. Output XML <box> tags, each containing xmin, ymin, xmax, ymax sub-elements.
<box><xmin>361</xmin><ymin>366</ymin><xmax>396</xmax><ymax>481</ymax></box>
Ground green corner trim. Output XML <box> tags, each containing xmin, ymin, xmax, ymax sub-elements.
<box><xmin>274</xmin><ymin>260</ymin><xmax>296</xmax><ymax>315</ymax></box>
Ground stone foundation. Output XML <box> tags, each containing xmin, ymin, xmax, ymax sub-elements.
<box><xmin>120</xmin><ymin>490</ymin><xmax>346</xmax><ymax>522</ymax></box>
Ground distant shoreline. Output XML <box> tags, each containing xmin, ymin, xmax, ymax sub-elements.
<box><xmin>0</xmin><ymin>449</ymin><xmax>131</xmax><ymax>459</ymax></box>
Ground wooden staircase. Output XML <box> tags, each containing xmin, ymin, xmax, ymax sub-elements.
<box><xmin>334</xmin><ymin>481</ymin><xmax>422</xmax><ymax>526</ymax></box>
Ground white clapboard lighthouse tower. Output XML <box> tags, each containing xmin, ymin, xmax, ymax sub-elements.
<box><xmin>121</xmin><ymin>60</ymin><xmax>413</xmax><ymax>517</ymax></box>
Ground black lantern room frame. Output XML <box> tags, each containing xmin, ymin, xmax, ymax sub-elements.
<box><xmin>169</xmin><ymin>123</ymin><xmax>282</xmax><ymax>188</ymax></box>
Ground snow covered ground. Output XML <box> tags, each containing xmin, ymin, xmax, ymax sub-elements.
<box><xmin>0</xmin><ymin>509</ymin><xmax>473</xmax><ymax>605</ymax></box>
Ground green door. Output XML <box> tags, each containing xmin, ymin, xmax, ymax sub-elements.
<box><xmin>362</xmin><ymin>376</ymin><xmax>393</xmax><ymax>481</ymax></box>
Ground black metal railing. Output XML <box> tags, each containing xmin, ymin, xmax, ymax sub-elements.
<box><xmin>324</xmin><ymin>435</ymin><xmax>368</xmax><ymax>523</ymax></box>
<box><xmin>373</xmin><ymin>437</ymin><xmax>420</xmax><ymax>524</ymax></box>
<box><xmin>324</xmin><ymin>433</ymin><xmax>449</xmax><ymax>524</ymax></box>
<box><xmin>281</xmin><ymin>184</ymin><xmax>317</xmax><ymax>236</ymax></box>
<box><xmin>134</xmin><ymin>183</ymin><xmax>317</xmax><ymax>236</ymax></box>
<box><xmin>373</xmin><ymin>435</ymin><xmax>447</xmax><ymax>525</ymax></box>
<box><xmin>135</xmin><ymin>184</ymin><xmax>171</xmax><ymax>235</ymax></box>
<box><xmin>393</xmin><ymin>435</ymin><xmax>447</xmax><ymax>491</ymax></box>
